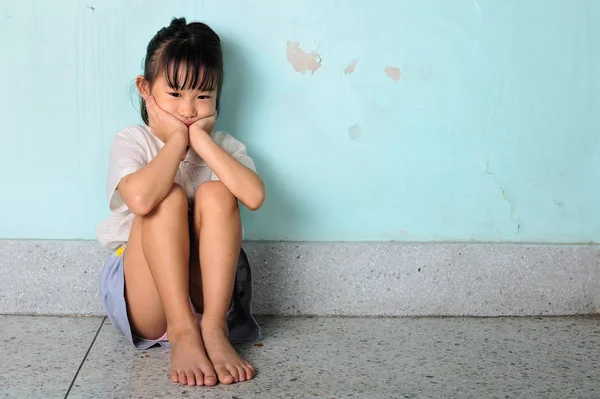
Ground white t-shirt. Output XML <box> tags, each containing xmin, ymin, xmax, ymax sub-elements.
<box><xmin>96</xmin><ymin>125</ymin><xmax>256</xmax><ymax>249</ymax></box>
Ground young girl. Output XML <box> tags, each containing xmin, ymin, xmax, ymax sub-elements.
<box><xmin>96</xmin><ymin>17</ymin><xmax>265</xmax><ymax>387</ymax></box>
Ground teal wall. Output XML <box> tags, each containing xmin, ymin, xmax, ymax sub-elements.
<box><xmin>1</xmin><ymin>1</ymin><xmax>599</xmax><ymax>242</ymax></box>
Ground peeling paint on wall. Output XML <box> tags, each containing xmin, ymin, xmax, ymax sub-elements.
<box><xmin>385</xmin><ymin>66</ymin><xmax>402</xmax><ymax>82</ymax></box>
<box><xmin>286</xmin><ymin>41</ymin><xmax>322</xmax><ymax>75</ymax></box>
<box><xmin>344</xmin><ymin>59</ymin><xmax>358</xmax><ymax>75</ymax></box>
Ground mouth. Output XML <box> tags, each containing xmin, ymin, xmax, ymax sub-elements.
<box><xmin>180</xmin><ymin>118</ymin><xmax>197</xmax><ymax>127</ymax></box>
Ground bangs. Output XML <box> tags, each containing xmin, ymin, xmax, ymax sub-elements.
<box><xmin>158</xmin><ymin>38</ymin><xmax>221</xmax><ymax>92</ymax></box>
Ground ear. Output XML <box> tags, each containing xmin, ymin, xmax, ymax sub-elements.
<box><xmin>136</xmin><ymin>75</ymin><xmax>150</xmax><ymax>99</ymax></box>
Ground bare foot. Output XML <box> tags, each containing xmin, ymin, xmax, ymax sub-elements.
<box><xmin>168</xmin><ymin>328</ymin><xmax>218</xmax><ymax>387</ymax></box>
<box><xmin>200</xmin><ymin>318</ymin><xmax>255</xmax><ymax>384</ymax></box>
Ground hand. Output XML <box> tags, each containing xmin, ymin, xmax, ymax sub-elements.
<box><xmin>145</xmin><ymin>95</ymin><xmax>188</xmax><ymax>145</ymax></box>
<box><xmin>188</xmin><ymin>113</ymin><xmax>217</xmax><ymax>153</ymax></box>
<box><xmin>190</xmin><ymin>112</ymin><xmax>217</xmax><ymax>136</ymax></box>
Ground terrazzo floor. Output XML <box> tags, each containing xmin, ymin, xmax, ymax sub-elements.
<box><xmin>1</xmin><ymin>315</ymin><xmax>599</xmax><ymax>399</ymax></box>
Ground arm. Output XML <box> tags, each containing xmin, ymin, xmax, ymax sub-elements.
<box><xmin>118</xmin><ymin>95</ymin><xmax>190</xmax><ymax>215</ymax></box>
<box><xmin>117</xmin><ymin>134</ymin><xmax>188</xmax><ymax>215</ymax></box>
<box><xmin>190</xmin><ymin>127</ymin><xmax>265</xmax><ymax>211</ymax></box>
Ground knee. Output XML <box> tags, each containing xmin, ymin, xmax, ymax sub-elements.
<box><xmin>194</xmin><ymin>181</ymin><xmax>238</xmax><ymax>214</ymax></box>
<box><xmin>154</xmin><ymin>183</ymin><xmax>188</xmax><ymax>213</ymax></box>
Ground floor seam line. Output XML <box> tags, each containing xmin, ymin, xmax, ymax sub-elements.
<box><xmin>64</xmin><ymin>316</ymin><xmax>106</xmax><ymax>398</ymax></box>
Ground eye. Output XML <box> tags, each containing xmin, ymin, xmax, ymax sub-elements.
<box><xmin>198</xmin><ymin>95</ymin><xmax>211</xmax><ymax>100</ymax></box>
<box><xmin>168</xmin><ymin>92</ymin><xmax>181</xmax><ymax>98</ymax></box>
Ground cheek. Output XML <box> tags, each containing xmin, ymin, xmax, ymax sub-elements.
<box><xmin>198</xmin><ymin>100</ymin><xmax>217</xmax><ymax>117</ymax></box>
<box><xmin>153</xmin><ymin>96</ymin><xmax>177</xmax><ymax>114</ymax></box>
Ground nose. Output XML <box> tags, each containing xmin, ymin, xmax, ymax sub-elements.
<box><xmin>178</xmin><ymin>99</ymin><xmax>197</xmax><ymax>119</ymax></box>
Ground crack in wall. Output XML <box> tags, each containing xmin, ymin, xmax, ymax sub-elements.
<box><xmin>485</xmin><ymin>159</ymin><xmax>521</xmax><ymax>232</ymax></box>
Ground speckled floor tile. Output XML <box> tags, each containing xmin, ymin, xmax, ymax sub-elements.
<box><xmin>67</xmin><ymin>316</ymin><xmax>600</xmax><ymax>399</ymax></box>
<box><xmin>0</xmin><ymin>315</ymin><xmax>103</xmax><ymax>399</ymax></box>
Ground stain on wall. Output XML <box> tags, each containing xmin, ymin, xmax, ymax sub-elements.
<box><xmin>348</xmin><ymin>124</ymin><xmax>361</xmax><ymax>140</ymax></box>
<box><xmin>344</xmin><ymin>59</ymin><xmax>358</xmax><ymax>75</ymax></box>
<box><xmin>286</xmin><ymin>41</ymin><xmax>322</xmax><ymax>74</ymax></box>
<box><xmin>384</xmin><ymin>66</ymin><xmax>401</xmax><ymax>82</ymax></box>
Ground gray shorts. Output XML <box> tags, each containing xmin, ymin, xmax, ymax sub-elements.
<box><xmin>98</xmin><ymin>246</ymin><xmax>260</xmax><ymax>350</ymax></box>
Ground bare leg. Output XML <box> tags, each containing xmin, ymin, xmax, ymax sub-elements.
<box><xmin>188</xmin><ymin>216</ymin><xmax>204</xmax><ymax>313</ymax></box>
<box><xmin>193</xmin><ymin>181</ymin><xmax>255</xmax><ymax>384</ymax></box>
<box><xmin>123</xmin><ymin>184</ymin><xmax>217</xmax><ymax>386</ymax></box>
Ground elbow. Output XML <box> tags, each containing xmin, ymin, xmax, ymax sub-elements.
<box><xmin>118</xmin><ymin>178</ymin><xmax>156</xmax><ymax>216</ymax></box>
<box><xmin>128</xmin><ymin>196</ymin><xmax>154</xmax><ymax>216</ymax></box>
<box><xmin>245</xmin><ymin>186</ymin><xmax>265</xmax><ymax>212</ymax></box>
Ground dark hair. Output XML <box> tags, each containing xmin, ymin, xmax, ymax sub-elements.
<box><xmin>140</xmin><ymin>17</ymin><xmax>224</xmax><ymax>125</ymax></box>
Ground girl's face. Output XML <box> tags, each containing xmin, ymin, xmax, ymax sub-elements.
<box><xmin>138</xmin><ymin>70</ymin><xmax>217</xmax><ymax>127</ymax></box>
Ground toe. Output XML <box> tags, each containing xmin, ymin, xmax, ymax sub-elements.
<box><xmin>246</xmin><ymin>362</ymin><xmax>255</xmax><ymax>373</ymax></box>
<box><xmin>236</xmin><ymin>365</ymin><xmax>246</xmax><ymax>382</ymax></box>
<box><xmin>226</xmin><ymin>364</ymin><xmax>240</xmax><ymax>383</ymax></box>
<box><xmin>204</xmin><ymin>373</ymin><xmax>218</xmax><ymax>387</ymax></box>
<box><xmin>202</xmin><ymin>367</ymin><xmax>217</xmax><ymax>387</ymax></box>
<box><xmin>186</xmin><ymin>371</ymin><xmax>196</xmax><ymax>386</ymax></box>
<box><xmin>170</xmin><ymin>370</ymin><xmax>179</xmax><ymax>383</ymax></box>
<box><xmin>178</xmin><ymin>371</ymin><xmax>187</xmax><ymax>385</ymax></box>
<box><xmin>215</xmin><ymin>365</ymin><xmax>234</xmax><ymax>385</ymax></box>
<box><xmin>193</xmin><ymin>370</ymin><xmax>204</xmax><ymax>387</ymax></box>
<box><xmin>244</xmin><ymin>363</ymin><xmax>255</xmax><ymax>380</ymax></box>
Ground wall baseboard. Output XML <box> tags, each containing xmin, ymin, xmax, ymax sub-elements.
<box><xmin>1</xmin><ymin>240</ymin><xmax>598</xmax><ymax>316</ymax></box>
